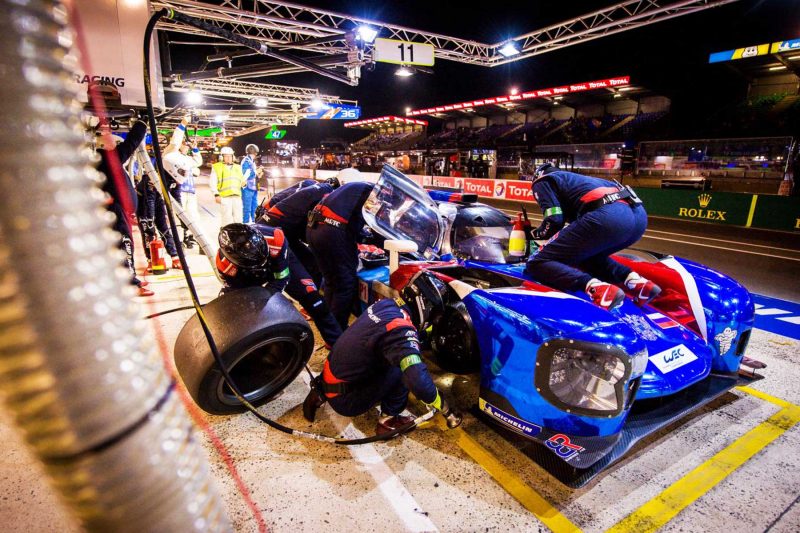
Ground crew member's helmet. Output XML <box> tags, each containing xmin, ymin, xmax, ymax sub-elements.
<box><xmin>325</xmin><ymin>177</ymin><xmax>341</xmax><ymax>189</ymax></box>
<box><xmin>220</xmin><ymin>146</ymin><xmax>235</xmax><ymax>155</ymax></box>
<box><xmin>245</xmin><ymin>144</ymin><xmax>259</xmax><ymax>155</ymax></box>
<box><xmin>218</xmin><ymin>223</ymin><xmax>270</xmax><ymax>270</ymax></box>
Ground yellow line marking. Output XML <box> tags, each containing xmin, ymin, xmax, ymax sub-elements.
<box><xmin>146</xmin><ymin>272</ymin><xmax>216</xmax><ymax>282</ymax></box>
<box><xmin>438</xmin><ymin>419</ymin><xmax>581</xmax><ymax>533</ymax></box>
<box><xmin>745</xmin><ymin>194</ymin><xmax>758</xmax><ymax>227</ymax></box>
<box><xmin>737</xmin><ymin>385</ymin><xmax>798</xmax><ymax>409</ymax></box>
<box><xmin>608</xmin><ymin>403</ymin><xmax>800</xmax><ymax>533</ymax></box>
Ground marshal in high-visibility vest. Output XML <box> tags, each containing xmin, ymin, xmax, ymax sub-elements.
<box><xmin>211</xmin><ymin>161</ymin><xmax>244</xmax><ymax>198</ymax></box>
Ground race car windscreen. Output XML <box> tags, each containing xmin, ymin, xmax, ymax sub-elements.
<box><xmin>454</xmin><ymin>225</ymin><xmax>514</xmax><ymax>263</ymax></box>
<box><xmin>363</xmin><ymin>165</ymin><xmax>443</xmax><ymax>257</ymax></box>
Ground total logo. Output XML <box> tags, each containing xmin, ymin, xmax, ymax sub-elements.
<box><xmin>545</xmin><ymin>433</ymin><xmax>585</xmax><ymax>462</ymax></box>
<box><xmin>463</xmin><ymin>179</ymin><xmax>493</xmax><ymax>196</ymax></box>
<box><xmin>677</xmin><ymin>193</ymin><xmax>727</xmax><ymax>221</ymax></box>
<box><xmin>504</xmin><ymin>181</ymin><xmax>535</xmax><ymax>202</ymax></box>
<box><xmin>494</xmin><ymin>182</ymin><xmax>505</xmax><ymax>197</ymax></box>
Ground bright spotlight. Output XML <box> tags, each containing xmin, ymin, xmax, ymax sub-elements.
<box><xmin>356</xmin><ymin>25</ymin><xmax>378</xmax><ymax>43</ymax></box>
<box><xmin>405</xmin><ymin>107</ymin><xmax>411</xmax><ymax>114</ymax></box>
<box><xmin>185</xmin><ymin>90</ymin><xmax>202</xmax><ymax>105</ymax></box>
<box><xmin>498</xmin><ymin>42</ymin><xmax>520</xmax><ymax>57</ymax></box>
<box><xmin>395</xmin><ymin>65</ymin><xmax>414</xmax><ymax>77</ymax></box>
<box><xmin>254</xmin><ymin>97</ymin><xmax>268</xmax><ymax>108</ymax></box>
<box><xmin>510</xmin><ymin>87</ymin><xmax>519</xmax><ymax>95</ymax></box>
<box><xmin>310</xmin><ymin>98</ymin><xmax>328</xmax><ymax>110</ymax></box>
<box><xmin>214</xmin><ymin>114</ymin><xmax>227</xmax><ymax>123</ymax></box>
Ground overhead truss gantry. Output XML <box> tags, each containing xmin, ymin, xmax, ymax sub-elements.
<box><xmin>153</xmin><ymin>0</ymin><xmax>739</xmax><ymax>69</ymax></box>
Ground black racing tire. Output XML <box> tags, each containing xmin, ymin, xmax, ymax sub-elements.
<box><xmin>430</xmin><ymin>301</ymin><xmax>480</xmax><ymax>374</ymax></box>
<box><xmin>174</xmin><ymin>287</ymin><xmax>314</xmax><ymax>415</ymax></box>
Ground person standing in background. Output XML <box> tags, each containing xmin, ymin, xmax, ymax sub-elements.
<box><xmin>210</xmin><ymin>146</ymin><xmax>244</xmax><ymax>226</ymax></box>
<box><xmin>241</xmin><ymin>144</ymin><xmax>261</xmax><ymax>223</ymax></box>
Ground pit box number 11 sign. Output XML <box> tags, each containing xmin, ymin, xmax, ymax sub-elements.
<box><xmin>373</xmin><ymin>38</ymin><xmax>435</xmax><ymax>66</ymax></box>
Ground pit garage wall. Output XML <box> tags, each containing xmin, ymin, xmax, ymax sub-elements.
<box><xmin>278</xmin><ymin>169</ymin><xmax>800</xmax><ymax>232</ymax></box>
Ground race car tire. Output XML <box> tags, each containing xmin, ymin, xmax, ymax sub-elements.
<box><xmin>174</xmin><ymin>287</ymin><xmax>314</xmax><ymax>415</ymax></box>
<box><xmin>430</xmin><ymin>301</ymin><xmax>480</xmax><ymax>374</ymax></box>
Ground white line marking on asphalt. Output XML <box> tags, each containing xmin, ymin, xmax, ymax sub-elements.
<box><xmin>755</xmin><ymin>308</ymin><xmax>792</xmax><ymax>316</ymax></box>
<box><xmin>639</xmin><ymin>235</ymin><xmax>800</xmax><ymax>262</ymax></box>
<box><xmin>497</xmin><ymin>207</ymin><xmax>799</xmax><ymax>260</ymax></box>
<box><xmin>300</xmin><ymin>375</ymin><xmax>438</xmax><ymax>532</ymax></box>
<box><xmin>645</xmin><ymin>228</ymin><xmax>800</xmax><ymax>253</ymax></box>
<box><xmin>777</xmin><ymin>316</ymin><xmax>800</xmax><ymax>325</ymax></box>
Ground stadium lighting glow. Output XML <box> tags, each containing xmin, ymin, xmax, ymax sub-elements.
<box><xmin>310</xmin><ymin>98</ymin><xmax>327</xmax><ymax>110</ymax></box>
<box><xmin>356</xmin><ymin>25</ymin><xmax>378</xmax><ymax>43</ymax></box>
<box><xmin>405</xmin><ymin>107</ymin><xmax>411</xmax><ymax>114</ymax></box>
<box><xmin>613</xmin><ymin>93</ymin><xmax>622</xmax><ymax>98</ymax></box>
<box><xmin>498</xmin><ymin>42</ymin><xmax>520</xmax><ymax>57</ymax></box>
<box><xmin>618</xmin><ymin>87</ymin><xmax>633</xmax><ymax>92</ymax></box>
<box><xmin>789</xmin><ymin>55</ymin><xmax>800</xmax><ymax>61</ymax></box>
<box><xmin>510</xmin><ymin>87</ymin><xmax>519</xmax><ymax>95</ymax></box>
<box><xmin>185</xmin><ymin>90</ymin><xmax>202</xmax><ymax>105</ymax></box>
<box><xmin>395</xmin><ymin>66</ymin><xmax>414</xmax><ymax>77</ymax></box>
<box><xmin>254</xmin><ymin>97</ymin><xmax>268</xmax><ymax>108</ymax></box>
<box><xmin>768</xmin><ymin>65</ymin><xmax>787</xmax><ymax>71</ymax></box>
<box><xmin>214</xmin><ymin>114</ymin><xmax>226</xmax><ymax>123</ymax></box>
<box><xmin>553</xmin><ymin>96</ymin><xmax>563</xmax><ymax>101</ymax></box>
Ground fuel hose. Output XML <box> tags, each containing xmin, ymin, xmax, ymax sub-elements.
<box><xmin>144</xmin><ymin>8</ymin><xmax>437</xmax><ymax>444</ymax></box>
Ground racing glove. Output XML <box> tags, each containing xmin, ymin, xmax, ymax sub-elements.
<box><xmin>426</xmin><ymin>392</ymin><xmax>462</xmax><ymax>429</ymax></box>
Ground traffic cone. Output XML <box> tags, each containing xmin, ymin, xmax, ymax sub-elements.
<box><xmin>508</xmin><ymin>213</ymin><xmax>526</xmax><ymax>257</ymax></box>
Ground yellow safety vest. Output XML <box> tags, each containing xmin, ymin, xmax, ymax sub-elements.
<box><xmin>212</xmin><ymin>162</ymin><xmax>244</xmax><ymax>197</ymax></box>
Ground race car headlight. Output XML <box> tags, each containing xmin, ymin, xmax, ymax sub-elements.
<box><xmin>534</xmin><ymin>339</ymin><xmax>633</xmax><ymax>418</ymax></box>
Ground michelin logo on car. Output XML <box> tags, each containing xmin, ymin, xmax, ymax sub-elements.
<box><xmin>479</xmin><ymin>398</ymin><xmax>541</xmax><ymax>437</ymax></box>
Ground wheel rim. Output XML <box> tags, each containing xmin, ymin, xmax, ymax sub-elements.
<box><xmin>217</xmin><ymin>336</ymin><xmax>302</xmax><ymax>406</ymax></box>
<box><xmin>439</xmin><ymin>311</ymin><xmax>474</xmax><ymax>367</ymax></box>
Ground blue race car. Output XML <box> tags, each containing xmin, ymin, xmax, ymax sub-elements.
<box><xmin>357</xmin><ymin>165</ymin><xmax>760</xmax><ymax>486</ymax></box>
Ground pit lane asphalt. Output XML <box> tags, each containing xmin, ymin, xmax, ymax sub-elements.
<box><xmin>2</xmin><ymin>178</ymin><xmax>798</xmax><ymax>533</ymax></box>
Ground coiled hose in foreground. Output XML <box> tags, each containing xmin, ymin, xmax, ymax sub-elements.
<box><xmin>0</xmin><ymin>1</ymin><xmax>230</xmax><ymax>530</ymax></box>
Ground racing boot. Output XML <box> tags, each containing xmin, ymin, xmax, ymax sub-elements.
<box><xmin>375</xmin><ymin>414</ymin><xmax>416</xmax><ymax>437</ymax></box>
<box><xmin>302</xmin><ymin>376</ymin><xmax>327</xmax><ymax>422</ymax></box>
<box><xmin>586</xmin><ymin>279</ymin><xmax>625</xmax><ymax>310</ymax></box>
<box><xmin>171</xmin><ymin>257</ymin><xmax>184</xmax><ymax>270</ymax></box>
<box><xmin>625</xmin><ymin>272</ymin><xmax>662</xmax><ymax>306</ymax></box>
<box><xmin>137</xmin><ymin>285</ymin><xmax>154</xmax><ymax>297</ymax></box>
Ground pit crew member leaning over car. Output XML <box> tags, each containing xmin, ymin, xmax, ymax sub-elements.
<box><xmin>162</xmin><ymin>116</ymin><xmax>203</xmax><ymax>247</ymax></box>
<box><xmin>216</xmin><ymin>223</ymin><xmax>342</xmax><ymax>347</ymax></box>
<box><xmin>259</xmin><ymin>179</ymin><xmax>338</xmax><ymax>284</ymax></box>
<box><xmin>306</xmin><ymin>180</ymin><xmax>375</xmax><ymax>329</ymax></box>
<box><xmin>524</xmin><ymin>163</ymin><xmax>661</xmax><ymax>310</ymax></box>
<box><xmin>303</xmin><ymin>298</ymin><xmax>462</xmax><ymax>435</ymax></box>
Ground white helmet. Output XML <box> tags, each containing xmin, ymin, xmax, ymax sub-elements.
<box><xmin>220</xmin><ymin>146</ymin><xmax>234</xmax><ymax>155</ymax></box>
<box><xmin>245</xmin><ymin>143</ymin><xmax>259</xmax><ymax>155</ymax></box>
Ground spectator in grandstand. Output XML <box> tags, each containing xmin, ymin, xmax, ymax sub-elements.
<box><xmin>524</xmin><ymin>163</ymin><xmax>661</xmax><ymax>310</ymax></box>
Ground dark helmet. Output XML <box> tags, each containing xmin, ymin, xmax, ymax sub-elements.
<box><xmin>533</xmin><ymin>162</ymin><xmax>558</xmax><ymax>180</ymax></box>
<box><xmin>218</xmin><ymin>223</ymin><xmax>269</xmax><ymax>268</ymax></box>
<box><xmin>325</xmin><ymin>177</ymin><xmax>341</xmax><ymax>189</ymax></box>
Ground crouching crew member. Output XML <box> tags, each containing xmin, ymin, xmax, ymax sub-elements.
<box><xmin>216</xmin><ymin>223</ymin><xmax>342</xmax><ymax>346</ymax></box>
<box><xmin>525</xmin><ymin>163</ymin><xmax>660</xmax><ymax>310</ymax></box>
<box><xmin>255</xmin><ymin>178</ymin><xmax>315</xmax><ymax>221</ymax></box>
<box><xmin>306</xmin><ymin>180</ymin><xmax>375</xmax><ymax>329</ymax></box>
<box><xmin>303</xmin><ymin>298</ymin><xmax>462</xmax><ymax>435</ymax></box>
<box><xmin>260</xmin><ymin>179</ymin><xmax>337</xmax><ymax>284</ymax></box>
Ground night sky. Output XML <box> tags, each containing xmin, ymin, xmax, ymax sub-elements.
<box><xmin>165</xmin><ymin>0</ymin><xmax>800</xmax><ymax>148</ymax></box>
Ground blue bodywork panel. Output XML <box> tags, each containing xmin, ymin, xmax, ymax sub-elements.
<box><xmin>355</xmin><ymin>164</ymin><xmax>757</xmax><ymax>472</ymax></box>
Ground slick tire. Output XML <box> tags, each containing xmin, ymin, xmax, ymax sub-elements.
<box><xmin>430</xmin><ymin>301</ymin><xmax>480</xmax><ymax>374</ymax></box>
<box><xmin>174</xmin><ymin>287</ymin><xmax>314</xmax><ymax>415</ymax></box>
